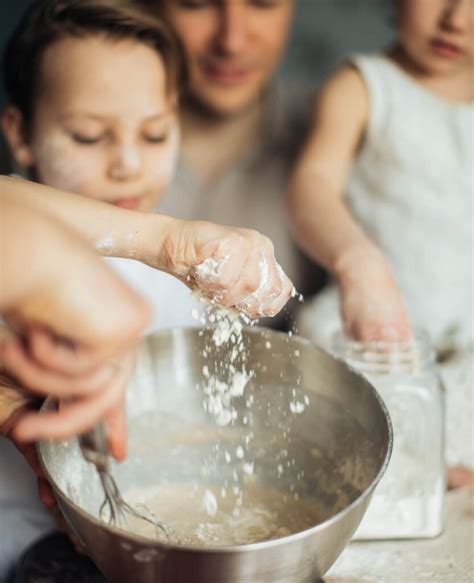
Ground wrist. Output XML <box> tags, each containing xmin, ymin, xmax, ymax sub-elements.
<box><xmin>122</xmin><ymin>211</ymin><xmax>180</xmax><ymax>272</ymax></box>
<box><xmin>333</xmin><ymin>241</ymin><xmax>385</xmax><ymax>288</ymax></box>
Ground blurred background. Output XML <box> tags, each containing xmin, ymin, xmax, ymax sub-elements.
<box><xmin>0</xmin><ymin>0</ymin><xmax>394</xmax><ymax>103</ymax></box>
<box><xmin>0</xmin><ymin>0</ymin><xmax>394</xmax><ymax>169</ymax></box>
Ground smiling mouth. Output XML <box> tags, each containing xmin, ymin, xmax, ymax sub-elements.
<box><xmin>202</xmin><ymin>62</ymin><xmax>254</xmax><ymax>85</ymax></box>
<box><xmin>431</xmin><ymin>39</ymin><xmax>464</xmax><ymax>59</ymax></box>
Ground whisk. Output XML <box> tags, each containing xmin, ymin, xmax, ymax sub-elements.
<box><xmin>79</xmin><ymin>423</ymin><xmax>173</xmax><ymax>540</ymax></box>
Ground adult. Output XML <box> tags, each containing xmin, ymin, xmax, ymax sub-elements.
<box><xmin>0</xmin><ymin>194</ymin><xmax>149</xmax><ymax>576</ymax></box>
<box><xmin>141</xmin><ymin>0</ymin><xmax>324</xmax><ymax>319</ymax></box>
<box><xmin>0</xmin><ymin>195</ymin><xmax>155</xmax><ymax>442</ymax></box>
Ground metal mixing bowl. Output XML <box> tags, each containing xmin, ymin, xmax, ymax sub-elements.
<box><xmin>38</xmin><ymin>327</ymin><xmax>392</xmax><ymax>583</ymax></box>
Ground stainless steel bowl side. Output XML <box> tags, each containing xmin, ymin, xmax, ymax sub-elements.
<box><xmin>38</xmin><ymin>327</ymin><xmax>392</xmax><ymax>583</ymax></box>
<box><xmin>51</xmin><ymin>485</ymin><xmax>374</xmax><ymax>583</ymax></box>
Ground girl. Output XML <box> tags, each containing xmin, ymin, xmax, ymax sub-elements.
<box><xmin>287</xmin><ymin>0</ymin><xmax>473</xmax><ymax>483</ymax></box>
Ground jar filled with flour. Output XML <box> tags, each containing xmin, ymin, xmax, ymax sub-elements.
<box><xmin>332</xmin><ymin>332</ymin><xmax>444</xmax><ymax>539</ymax></box>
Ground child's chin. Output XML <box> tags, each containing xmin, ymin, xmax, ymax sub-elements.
<box><xmin>139</xmin><ymin>198</ymin><xmax>160</xmax><ymax>213</ymax></box>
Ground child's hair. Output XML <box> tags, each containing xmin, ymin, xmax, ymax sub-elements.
<box><xmin>2</xmin><ymin>0</ymin><xmax>186</xmax><ymax>127</ymax></box>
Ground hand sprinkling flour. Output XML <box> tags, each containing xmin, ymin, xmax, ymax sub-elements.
<box><xmin>156</xmin><ymin>221</ymin><xmax>294</xmax><ymax>319</ymax></box>
<box><xmin>191</xmin><ymin>254</ymin><xmax>273</xmax><ymax>319</ymax></box>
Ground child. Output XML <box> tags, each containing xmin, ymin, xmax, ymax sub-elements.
<box><xmin>1</xmin><ymin>0</ymin><xmax>194</xmax><ymax>333</ymax></box>
<box><xmin>0</xmin><ymin>0</ymin><xmax>293</xmax><ymax>576</ymax></box>
<box><xmin>287</xmin><ymin>0</ymin><xmax>473</xmax><ymax>482</ymax></box>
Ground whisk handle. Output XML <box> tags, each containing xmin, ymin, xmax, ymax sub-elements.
<box><xmin>79</xmin><ymin>422</ymin><xmax>110</xmax><ymax>472</ymax></box>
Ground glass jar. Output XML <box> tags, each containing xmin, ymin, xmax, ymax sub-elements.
<box><xmin>332</xmin><ymin>331</ymin><xmax>445</xmax><ymax>539</ymax></box>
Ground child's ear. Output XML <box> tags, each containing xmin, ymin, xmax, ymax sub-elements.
<box><xmin>1</xmin><ymin>106</ymin><xmax>34</xmax><ymax>168</ymax></box>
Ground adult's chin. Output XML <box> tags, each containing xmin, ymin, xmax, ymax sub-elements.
<box><xmin>185</xmin><ymin>76</ymin><xmax>265</xmax><ymax>119</ymax></box>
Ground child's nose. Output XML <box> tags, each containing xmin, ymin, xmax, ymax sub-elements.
<box><xmin>442</xmin><ymin>0</ymin><xmax>470</xmax><ymax>32</ymax></box>
<box><xmin>109</xmin><ymin>146</ymin><xmax>142</xmax><ymax>180</ymax></box>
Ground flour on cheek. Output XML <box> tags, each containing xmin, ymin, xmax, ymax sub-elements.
<box><xmin>32</xmin><ymin>136</ymin><xmax>99</xmax><ymax>195</ymax></box>
<box><xmin>150</xmin><ymin>124</ymin><xmax>180</xmax><ymax>193</ymax></box>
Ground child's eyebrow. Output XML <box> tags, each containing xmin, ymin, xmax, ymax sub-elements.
<box><xmin>58</xmin><ymin>111</ymin><xmax>175</xmax><ymax>123</ymax></box>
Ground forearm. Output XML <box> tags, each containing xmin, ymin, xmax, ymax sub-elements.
<box><xmin>0</xmin><ymin>195</ymin><xmax>51</xmax><ymax>310</ymax></box>
<box><xmin>0</xmin><ymin>175</ymin><xmax>175</xmax><ymax>266</ymax></box>
<box><xmin>1</xmin><ymin>193</ymin><xmax>150</xmax><ymax>346</ymax></box>
<box><xmin>0</xmin><ymin>177</ymin><xmax>294</xmax><ymax>319</ymax></box>
<box><xmin>287</xmin><ymin>171</ymin><xmax>382</xmax><ymax>284</ymax></box>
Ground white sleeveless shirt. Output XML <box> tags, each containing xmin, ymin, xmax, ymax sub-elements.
<box><xmin>302</xmin><ymin>54</ymin><xmax>474</xmax><ymax>350</ymax></box>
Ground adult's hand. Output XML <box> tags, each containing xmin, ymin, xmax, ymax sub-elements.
<box><xmin>1</xmin><ymin>341</ymin><xmax>134</xmax><ymax>459</ymax></box>
<box><xmin>0</xmin><ymin>196</ymin><xmax>150</xmax><ymax>456</ymax></box>
<box><xmin>0</xmin><ymin>376</ymin><xmax>56</xmax><ymax>509</ymax></box>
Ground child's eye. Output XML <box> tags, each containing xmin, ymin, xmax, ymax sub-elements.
<box><xmin>177</xmin><ymin>0</ymin><xmax>211</xmax><ymax>9</ymax></box>
<box><xmin>177</xmin><ymin>0</ymin><xmax>281</xmax><ymax>10</ymax></box>
<box><xmin>71</xmin><ymin>133</ymin><xmax>103</xmax><ymax>145</ymax></box>
<box><xmin>144</xmin><ymin>133</ymin><xmax>168</xmax><ymax>144</ymax></box>
<box><xmin>250</xmin><ymin>0</ymin><xmax>283</xmax><ymax>7</ymax></box>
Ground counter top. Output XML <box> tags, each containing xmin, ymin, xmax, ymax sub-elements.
<box><xmin>326</xmin><ymin>488</ymin><xmax>473</xmax><ymax>582</ymax></box>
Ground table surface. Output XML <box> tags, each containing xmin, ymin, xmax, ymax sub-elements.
<box><xmin>326</xmin><ymin>487</ymin><xmax>474</xmax><ymax>583</ymax></box>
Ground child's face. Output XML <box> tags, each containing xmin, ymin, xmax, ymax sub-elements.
<box><xmin>397</xmin><ymin>0</ymin><xmax>473</xmax><ymax>76</ymax></box>
<box><xmin>18</xmin><ymin>35</ymin><xmax>179</xmax><ymax>211</ymax></box>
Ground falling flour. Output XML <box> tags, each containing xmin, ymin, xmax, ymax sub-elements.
<box><xmin>192</xmin><ymin>300</ymin><xmax>254</xmax><ymax>429</ymax></box>
<box><xmin>112</xmin><ymin>279</ymin><xmax>314</xmax><ymax>545</ymax></box>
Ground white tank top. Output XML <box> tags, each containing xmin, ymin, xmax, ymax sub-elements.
<box><xmin>346</xmin><ymin>54</ymin><xmax>473</xmax><ymax>347</ymax></box>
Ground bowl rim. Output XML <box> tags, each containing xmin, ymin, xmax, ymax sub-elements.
<box><xmin>37</xmin><ymin>326</ymin><xmax>393</xmax><ymax>554</ymax></box>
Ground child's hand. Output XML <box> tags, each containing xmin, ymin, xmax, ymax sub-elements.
<box><xmin>141</xmin><ymin>218</ymin><xmax>295</xmax><ymax>319</ymax></box>
<box><xmin>337</xmin><ymin>248</ymin><xmax>412</xmax><ymax>342</ymax></box>
<box><xmin>448</xmin><ymin>466</ymin><xmax>474</xmax><ymax>490</ymax></box>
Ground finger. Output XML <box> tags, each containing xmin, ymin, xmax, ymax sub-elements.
<box><xmin>190</xmin><ymin>230</ymin><xmax>259</xmax><ymax>298</ymax></box>
<box><xmin>347</xmin><ymin>321</ymin><xmax>380</xmax><ymax>342</ymax></box>
<box><xmin>447</xmin><ymin>466</ymin><xmax>474</xmax><ymax>490</ymax></box>
<box><xmin>105</xmin><ymin>353</ymin><xmax>134</xmax><ymax>461</ymax></box>
<box><xmin>260</xmin><ymin>264</ymin><xmax>293</xmax><ymax>318</ymax></box>
<box><xmin>13</xmin><ymin>351</ymin><xmax>133</xmax><ymax>442</ymax></box>
<box><xmin>351</xmin><ymin>313</ymin><xmax>412</xmax><ymax>343</ymax></box>
<box><xmin>251</xmin><ymin>257</ymin><xmax>284</xmax><ymax>317</ymax></box>
<box><xmin>233</xmin><ymin>252</ymin><xmax>274</xmax><ymax>316</ymax></box>
<box><xmin>38</xmin><ymin>478</ymin><xmax>57</xmax><ymax>510</ymax></box>
<box><xmin>192</xmin><ymin>253</ymin><xmax>245</xmax><ymax>298</ymax></box>
<box><xmin>100</xmin><ymin>358</ymin><xmax>133</xmax><ymax>454</ymax></box>
<box><xmin>2</xmin><ymin>338</ymin><xmax>118</xmax><ymax>399</ymax></box>
<box><xmin>106</xmin><ymin>402</ymin><xmax>128</xmax><ymax>461</ymax></box>
<box><xmin>30</xmin><ymin>327</ymin><xmax>81</xmax><ymax>373</ymax></box>
<box><xmin>29</xmin><ymin>325</ymin><xmax>140</xmax><ymax>377</ymax></box>
<box><xmin>377</xmin><ymin>323</ymin><xmax>413</xmax><ymax>343</ymax></box>
<box><xmin>218</xmin><ymin>249</ymin><xmax>262</xmax><ymax>310</ymax></box>
<box><xmin>233</xmin><ymin>247</ymin><xmax>289</xmax><ymax>317</ymax></box>
<box><xmin>12</xmin><ymin>367</ymin><xmax>127</xmax><ymax>442</ymax></box>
